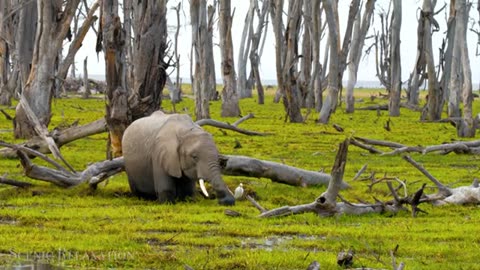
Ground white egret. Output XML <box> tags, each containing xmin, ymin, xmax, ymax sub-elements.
<box><xmin>234</xmin><ymin>183</ymin><xmax>244</xmax><ymax>199</ymax></box>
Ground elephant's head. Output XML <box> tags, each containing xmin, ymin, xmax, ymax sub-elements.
<box><xmin>156</xmin><ymin>123</ymin><xmax>235</xmax><ymax>206</ymax></box>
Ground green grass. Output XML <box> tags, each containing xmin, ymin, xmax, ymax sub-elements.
<box><xmin>1</xmin><ymin>89</ymin><xmax>480</xmax><ymax>269</ymax></box>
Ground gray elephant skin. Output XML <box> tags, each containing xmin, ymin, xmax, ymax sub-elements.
<box><xmin>122</xmin><ymin>111</ymin><xmax>235</xmax><ymax>205</ymax></box>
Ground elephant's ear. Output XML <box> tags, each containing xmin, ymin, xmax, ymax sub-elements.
<box><xmin>153</xmin><ymin>135</ymin><xmax>182</xmax><ymax>178</ymax></box>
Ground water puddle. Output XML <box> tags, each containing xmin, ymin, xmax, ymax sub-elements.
<box><xmin>1</xmin><ymin>262</ymin><xmax>63</xmax><ymax>270</ymax></box>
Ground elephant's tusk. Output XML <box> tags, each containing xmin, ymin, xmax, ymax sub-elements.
<box><xmin>199</xmin><ymin>179</ymin><xmax>209</xmax><ymax>197</ymax></box>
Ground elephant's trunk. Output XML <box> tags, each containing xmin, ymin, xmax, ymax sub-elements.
<box><xmin>204</xmin><ymin>161</ymin><xmax>235</xmax><ymax>205</ymax></box>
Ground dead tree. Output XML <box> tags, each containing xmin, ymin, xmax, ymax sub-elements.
<box><xmin>171</xmin><ymin>2</ymin><xmax>182</xmax><ymax>104</ymax></box>
<box><xmin>130</xmin><ymin>0</ymin><xmax>168</xmax><ymax>121</ymax></box>
<box><xmin>98</xmin><ymin>0</ymin><xmax>168</xmax><ymax>157</ymax></box>
<box><xmin>249</xmin><ymin>0</ymin><xmax>270</xmax><ymax>105</ymax></box>
<box><xmin>56</xmin><ymin>0</ymin><xmax>101</xmax><ymax>92</ymax></box>
<box><xmin>13</xmin><ymin>0</ymin><xmax>37</xmax><ymax>96</ymax></box>
<box><xmin>123</xmin><ymin>0</ymin><xmax>133</xmax><ymax>88</ymax></box>
<box><xmin>281</xmin><ymin>0</ymin><xmax>304</xmax><ymax>123</ymax></box>
<box><xmin>345</xmin><ymin>0</ymin><xmax>376</xmax><ymax>113</ymax></box>
<box><xmin>318</xmin><ymin>0</ymin><xmax>340</xmax><ymax>124</ymax></box>
<box><xmin>389</xmin><ymin>0</ymin><xmax>402</xmax><ymax>117</ymax></box>
<box><xmin>98</xmin><ymin>0</ymin><xmax>128</xmax><ymax>158</ymax></box>
<box><xmin>0</xmin><ymin>0</ymin><xmax>12</xmax><ymax>105</ymax></box>
<box><xmin>191</xmin><ymin>0</ymin><xmax>212</xmax><ymax>120</ymax></box>
<box><xmin>218</xmin><ymin>0</ymin><xmax>241</xmax><ymax>117</ymax></box>
<box><xmin>14</xmin><ymin>0</ymin><xmax>80</xmax><ymax>139</ymax></box>
<box><xmin>82</xmin><ymin>57</ymin><xmax>90</xmax><ymax>98</ymax></box>
<box><xmin>448</xmin><ymin>0</ymin><xmax>475</xmax><ymax>137</ymax></box>
<box><xmin>298</xmin><ymin>0</ymin><xmax>312</xmax><ymax>108</ymax></box>
<box><xmin>421</xmin><ymin>0</ymin><xmax>443</xmax><ymax>121</ymax></box>
<box><xmin>306</xmin><ymin>0</ymin><xmax>324</xmax><ymax>112</ymax></box>
<box><xmin>374</xmin><ymin>7</ymin><xmax>391</xmax><ymax>91</ymax></box>
<box><xmin>270</xmin><ymin>0</ymin><xmax>285</xmax><ymax>104</ymax></box>
<box><xmin>318</xmin><ymin>0</ymin><xmax>360</xmax><ymax>122</ymax></box>
<box><xmin>237</xmin><ymin>0</ymin><xmax>255</xmax><ymax>98</ymax></box>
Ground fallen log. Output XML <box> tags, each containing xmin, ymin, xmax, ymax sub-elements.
<box><xmin>0</xmin><ymin>141</ymin><xmax>338</xmax><ymax>188</ymax></box>
<box><xmin>219</xmin><ymin>155</ymin><xmax>346</xmax><ymax>188</ymax></box>
<box><xmin>0</xmin><ymin>118</ymin><xmax>107</xmax><ymax>159</ymax></box>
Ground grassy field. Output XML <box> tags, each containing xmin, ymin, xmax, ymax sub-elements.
<box><xmin>1</xmin><ymin>88</ymin><xmax>480</xmax><ymax>269</ymax></box>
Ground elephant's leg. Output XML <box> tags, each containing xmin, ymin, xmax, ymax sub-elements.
<box><xmin>153</xmin><ymin>167</ymin><xmax>177</xmax><ymax>203</ymax></box>
<box><xmin>176</xmin><ymin>178</ymin><xmax>196</xmax><ymax>201</ymax></box>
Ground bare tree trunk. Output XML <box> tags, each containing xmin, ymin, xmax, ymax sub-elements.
<box><xmin>191</xmin><ymin>0</ymin><xmax>211</xmax><ymax>120</ymax></box>
<box><xmin>123</xmin><ymin>0</ymin><xmax>133</xmax><ymax>89</ymax></box>
<box><xmin>249</xmin><ymin>0</ymin><xmax>270</xmax><ymax>105</ymax></box>
<box><xmin>345</xmin><ymin>0</ymin><xmax>376</xmax><ymax>113</ymax></box>
<box><xmin>70</xmin><ymin>4</ymin><xmax>79</xmax><ymax>79</ymax></box>
<box><xmin>82</xmin><ymin>57</ymin><xmax>90</xmax><ymax>99</ymax></box>
<box><xmin>56</xmin><ymin>0</ymin><xmax>100</xmax><ymax>88</ymax></box>
<box><xmin>237</xmin><ymin>0</ymin><xmax>255</xmax><ymax>98</ymax></box>
<box><xmin>375</xmin><ymin>9</ymin><xmax>392</xmax><ymax>91</ymax></box>
<box><xmin>219</xmin><ymin>0</ymin><xmax>241</xmax><ymax>117</ymax></box>
<box><xmin>305</xmin><ymin>0</ymin><xmax>322</xmax><ymax>110</ymax></box>
<box><xmin>270</xmin><ymin>0</ymin><xmax>285</xmax><ymax>104</ymax></box>
<box><xmin>0</xmin><ymin>0</ymin><xmax>11</xmax><ymax>105</ymax></box>
<box><xmin>282</xmin><ymin>0</ymin><xmax>304</xmax><ymax>123</ymax></box>
<box><xmin>130</xmin><ymin>0</ymin><xmax>168</xmax><ymax>121</ymax></box>
<box><xmin>299</xmin><ymin>0</ymin><xmax>312</xmax><ymax>108</ymax></box>
<box><xmin>424</xmin><ymin>0</ymin><xmax>442</xmax><ymax>121</ymax></box>
<box><xmin>15</xmin><ymin>0</ymin><xmax>36</xmax><ymax>89</ymax></box>
<box><xmin>448</xmin><ymin>0</ymin><xmax>462</xmax><ymax>118</ymax></box>
<box><xmin>337</xmin><ymin>0</ymin><xmax>361</xmax><ymax>107</ymax></box>
<box><xmin>99</xmin><ymin>0</ymin><xmax>127</xmax><ymax>158</ymax></box>
<box><xmin>14</xmin><ymin>0</ymin><xmax>80</xmax><ymax>139</ymax></box>
<box><xmin>438</xmin><ymin>4</ymin><xmax>454</xmax><ymax>112</ymax></box>
<box><xmin>318</xmin><ymin>0</ymin><xmax>340</xmax><ymax>124</ymax></box>
<box><xmin>206</xmin><ymin>3</ymin><xmax>217</xmax><ymax>101</ymax></box>
<box><xmin>389</xmin><ymin>0</ymin><xmax>402</xmax><ymax>117</ymax></box>
<box><xmin>172</xmin><ymin>2</ymin><xmax>182</xmax><ymax>104</ymax></box>
<box><xmin>455</xmin><ymin>0</ymin><xmax>474</xmax><ymax>137</ymax></box>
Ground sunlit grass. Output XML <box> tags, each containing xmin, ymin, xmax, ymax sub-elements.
<box><xmin>1</xmin><ymin>88</ymin><xmax>480</xmax><ymax>269</ymax></box>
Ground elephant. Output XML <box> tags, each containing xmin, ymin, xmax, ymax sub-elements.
<box><xmin>122</xmin><ymin>111</ymin><xmax>235</xmax><ymax>205</ymax></box>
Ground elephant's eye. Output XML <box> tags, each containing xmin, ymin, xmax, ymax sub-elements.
<box><xmin>191</xmin><ymin>153</ymin><xmax>199</xmax><ymax>161</ymax></box>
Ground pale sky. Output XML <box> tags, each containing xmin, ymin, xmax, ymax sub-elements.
<box><xmin>71</xmin><ymin>0</ymin><xmax>480</xmax><ymax>85</ymax></box>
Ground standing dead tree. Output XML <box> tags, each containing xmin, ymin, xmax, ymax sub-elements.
<box><xmin>420</xmin><ymin>1</ymin><xmax>444</xmax><ymax>121</ymax></box>
<box><xmin>319</xmin><ymin>0</ymin><xmax>360</xmax><ymax>120</ymax></box>
<box><xmin>171</xmin><ymin>2</ymin><xmax>183</xmax><ymax>105</ymax></box>
<box><xmin>237</xmin><ymin>0</ymin><xmax>255</xmax><ymax>98</ymax></box>
<box><xmin>98</xmin><ymin>0</ymin><xmax>169</xmax><ymax>157</ymax></box>
<box><xmin>56</xmin><ymin>0</ymin><xmax>101</xmax><ymax>94</ymax></box>
<box><xmin>0</xmin><ymin>0</ymin><xmax>13</xmax><ymax>105</ymax></box>
<box><xmin>318</xmin><ymin>0</ymin><xmax>340</xmax><ymax>124</ymax></box>
<box><xmin>14</xmin><ymin>0</ymin><xmax>81</xmax><ymax>139</ymax></box>
<box><xmin>389</xmin><ymin>0</ymin><xmax>402</xmax><ymax>117</ymax></box>
<box><xmin>191</xmin><ymin>0</ymin><xmax>212</xmax><ymax>120</ymax></box>
<box><xmin>448</xmin><ymin>0</ymin><xmax>475</xmax><ymax>137</ymax></box>
<box><xmin>249</xmin><ymin>0</ymin><xmax>270</xmax><ymax>105</ymax></box>
<box><xmin>281</xmin><ymin>0</ymin><xmax>304</xmax><ymax>123</ymax></box>
<box><xmin>99</xmin><ymin>0</ymin><xmax>128</xmax><ymax>158</ymax></box>
<box><xmin>219</xmin><ymin>0</ymin><xmax>241</xmax><ymax>117</ymax></box>
<box><xmin>345</xmin><ymin>0</ymin><xmax>376</xmax><ymax>113</ymax></box>
<box><xmin>374</xmin><ymin>6</ymin><xmax>392</xmax><ymax>92</ymax></box>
